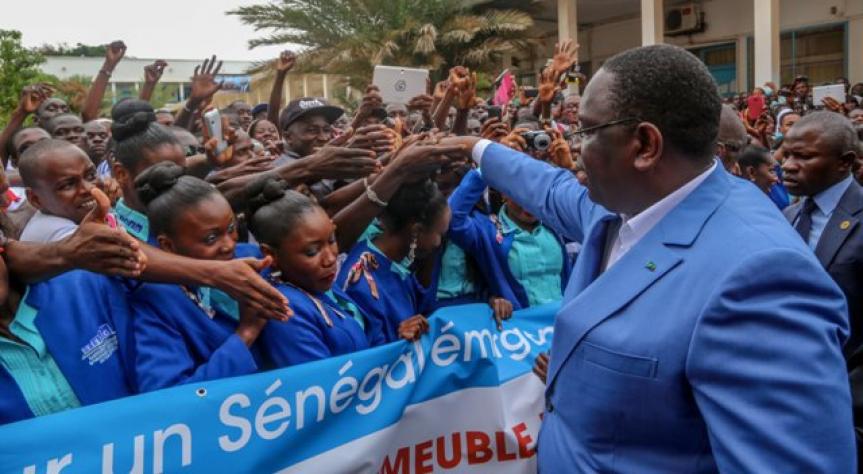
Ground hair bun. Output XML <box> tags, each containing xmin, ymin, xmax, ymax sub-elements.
<box><xmin>135</xmin><ymin>162</ymin><xmax>185</xmax><ymax>207</ymax></box>
<box><xmin>246</xmin><ymin>177</ymin><xmax>290</xmax><ymax>217</ymax></box>
<box><xmin>111</xmin><ymin>99</ymin><xmax>157</xmax><ymax>141</ymax></box>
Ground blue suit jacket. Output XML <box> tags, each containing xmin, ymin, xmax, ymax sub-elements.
<box><xmin>479</xmin><ymin>142</ymin><xmax>855</xmax><ymax>473</ymax></box>
<box><xmin>448</xmin><ymin>168</ymin><xmax>572</xmax><ymax>309</ymax></box>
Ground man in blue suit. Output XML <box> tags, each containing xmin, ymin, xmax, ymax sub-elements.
<box><xmin>443</xmin><ymin>45</ymin><xmax>854</xmax><ymax>472</ymax></box>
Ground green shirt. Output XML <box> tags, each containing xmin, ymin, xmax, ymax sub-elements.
<box><xmin>0</xmin><ymin>289</ymin><xmax>81</xmax><ymax>417</ymax></box>
<box><xmin>436</xmin><ymin>242</ymin><xmax>476</xmax><ymax>300</ymax></box>
<box><xmin>499</xmin><ymin>206</ymin><xmax>563</xmax><ymax>306</ymax></box>
<box><xmin>113</xmin><ymin>198</ymin><xmax>150</xmax><ymax>242</ymax></box>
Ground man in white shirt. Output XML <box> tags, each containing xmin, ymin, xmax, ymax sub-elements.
<box><xmin>18</xmin><ymin>139</ymin><xmax>98</xmax><ymax>243</ymax></box>
<box><xmin>441</xmin><ymin>44</ymin><xmax>853</xmax><ymax>473</ymax></box>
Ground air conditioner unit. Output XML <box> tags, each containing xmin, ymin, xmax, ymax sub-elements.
<box><xmin>666</xmin><ymin>4</ymin><xmax>703</xmax><ymax>36</ymax></box>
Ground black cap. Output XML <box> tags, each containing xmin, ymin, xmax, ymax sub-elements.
<box><xmin>279</xmin><ymin>97</ymin><xmax>343</xmax><ymax>131</ymax></box>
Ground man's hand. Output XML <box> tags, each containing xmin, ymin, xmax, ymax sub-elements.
<box><xmin>207</xmin><ymin>155</ymin><xmax>275</xmax><ymax>185</ymax></box>
<box><xmin>821</xmin><ymin>96</ymin><xmax>845</xmax><ymax>114</ymax></box>
<box><xmin>538</xmin><ymin>67</ymin><xmax>558</xmax><ymax>104</ymax></box>
<box><xmin>388</xmin><ymin>139</ymin><xmax>466</xmax><ymax>182</ymax></box>
<box><xmin>407</xmin><ymin>94</ymin><xmax>434</xmax><ymax>114</ymax></box>
<box><xmin>455</xmin><ymin>70</ymin><xmax>479</xmax><ymax>111</ymax></box>
<box><xmin>104</xmin><ymin>40</ymin><xmax>127</xmax><ymax>70</ymax></box>
<box><xmin>190</xmin><ymin>55</ymin><xmax>224</xmax><ymax>104</ymax></box>
<box><xmin>300</xmin><ymin>146</ymin><xmax>381</xmax><ymax>181</ymax></box>
<box><xmin>200</xmin><ymin>107</ymin><xmax>238</xmax><ymax>167</ymax></box>
<box><xmin>480</xmin><ymin>117</ymin><xmax>510</xmax><ymax>142</ymax></box>
<box><xmin>60</xmin><ymin>188</ymin><xmax>146</xmax><ymax>278</ymax></box>
<box><xmin>276</xmin><ymin>50</ymin><xmax>297</xmax><ymax>73</ymax></box>
<box><xmin>533</xmin><ymin>352</ymin><xmax>549</xmax><ymax>384</ymax></box>
<box><xmin>144</xmin><ymin>60</ymin><xmax>168</xmax><ymax>84</ymax></box>
<box><xmin>17</xmin><ymin>84</ymin><xmax>52</xmax><ymax>115</ymax></box>
<box><xmin>489</xmin><ymin>296</ymin><xmax>513</xmax><ymax>331</ymax></box>
<box><xmin>398</xmin><ymin>314</ymin><xmax>429</xmax><ymax>341</ymax></box>
<box><xmin>98</xmin><ymin>177</ymin><xmax>123</xmax><ymax>206</ymax></box>
<box><xmin>501</xmin><ymin>128</ymin><xmax>530</xmax><ymax>152</ymax></box>
<box><xmin>353</xmin><ymin>85</ymin><xmax>383</xmax><ymax>123</ymax></box>
<box><xmin>548</xmin><ymin>128</ymin><xmax>574</xmax><ymax>169</ymax></box>
<box><xmin>550</xmin><ymin>39</ymin><xmax>579</xmax><ymax>78</ymax></box>
<box><xmin>205</xmin><ymin>256</ymin><xmax>292</xmax><ymax>322</ymax></box>
<box><xmin>347</xmin><ymin>124</ymin><xmax>396</xmax><ymax>153</ymax></box>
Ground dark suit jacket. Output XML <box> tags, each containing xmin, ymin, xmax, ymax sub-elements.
<box><xmin>784</xmin><ymin>179</ymin><xmax>863</xmax><ymax>358</ymax></box>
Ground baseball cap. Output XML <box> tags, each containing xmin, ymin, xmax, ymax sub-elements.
<box><xmin>279</xmin><ymin>97</ymin><xmax>344</xmax><ymax>131</ymax></box>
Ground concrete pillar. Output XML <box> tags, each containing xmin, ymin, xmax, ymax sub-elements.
<box><xmin>753</xmin><ymin>0</ymin><xmax>780</xmax><ymax>86</ymax></box>
<box><xmin>302</xmin><ymin>75</ymin><xmax>309</xmax><ymax>97</ymax></box>
<box><xmin>557</xmin><ymin>0</ymin><xmax>578</xmax><ymax>44</ymax></box>
<box><xmin>641</xmin><ymin>0</ymin><xmax>664</xmax><ymax>46</ymax></box>
<box><xmin>849</xmin><ymin>17</ymin><xmax>863</xmax><ymax>85</ymax></box>
<box><xmin>736</xmin><ymin>35</ymin><xmax>748</xmax><ymax>94</ymax></box>
<box><xmin>322</xmin><ymin>74</ymin><xmax>329</xmax><ymax>99</ymax></box>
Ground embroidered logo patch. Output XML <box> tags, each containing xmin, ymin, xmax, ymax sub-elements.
<box><xmin>80</xmin><ymin>324</ymin><xmax>118</xmax><ymax>366</ymax></box>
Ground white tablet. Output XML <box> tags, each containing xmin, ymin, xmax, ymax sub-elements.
<box><xmin>813</xmin><ymin>84</ymin><xmax>846</xmax><ymax>106</ymax></box>
<box><xmin>373</xmin><ymin>65</ymin><xmax>429</xmax><ymax>104</ymax></box>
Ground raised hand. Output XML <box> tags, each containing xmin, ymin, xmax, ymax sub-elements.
<box><xmin>276</xmin><ymin>50</ymin><xmax>297</xmax><ymax>73</ymax></box>
<box><xmin>500</xmin><ymin>127</ymin><xmax>530</xmax><ymax>152</ymax></box>
<box><xmin>821</xmin><ymin>96</ymin><xmax>844</xmax><ymax>114</ymax></box>
<box><xmin>144</xmin><ymin>60</ymin><xmax>168</xmax><ymax>84</ymax></box>
<box><xmin>190</xmin><ymin>55</ymin><xmax>224</xmax><ymax>104</ymax></box>
<box><xmin>199</xmin><ymin>107</ymin><xmax>238</xmax><ymax>167</ymax></box>
<box><xmin>17</xmin><ymin>84</ymin><xmax>52</xmax><ymax>114</ymax></box>
<box><xmin>210</xmin><ymin>256</ymin><xmax>293</xmax><ymax>322</ymax></box>
<box><xmin>550</xmin><ymin>39</ymin><xmax>579</xmax><ymax>78</ymax></box>
<box><xmin>538</xmin><ymin>67</ymin><xmax>559</xmax><ymax>104</ymax></box>
<box><xmin>480</xmin><ymin>117</ymin><xmax>510</xmax><ymax>142</ymax></box>
<box><xmin>547</xmin><ymin>128</ymin><xmax>574</xmax><ymax>169</ymax></box>
<box><xmin>407</xmin><ymin>94</ymin><xmax>434</xmax><ymax>114</ymax></box>
<box><xmin>455</xmin><ymin>70</ymin><xmax>479</xmax><ymax>110</ymax></box>
<box><xmin>104</xmin><ymin>41</ymin><xmax>127</xmax><ymax>70</ymax></box>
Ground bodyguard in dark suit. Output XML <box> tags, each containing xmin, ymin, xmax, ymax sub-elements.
<box><xmin>782</xmin><ymin>111</ymin><xmax>863</xmax><ymax>357</ymax></box>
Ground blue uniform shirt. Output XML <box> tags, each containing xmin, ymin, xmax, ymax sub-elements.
<box><xmin>114</xmin><ymin>198</ymin><xmax>158</xmax><ymax>245</ymax></box>
<box><xmin>130</xmin><ymin>243</ymin><xmax>263</xmax><ymax>392</ymax></box>
<box><xmin>0</xmin><ymin>271</ymin><xmax>135</xmax><ymax>425</ymax></box>
<box><xmin>258</xmin><ymin>282</ymin><xmax>370</xmax><ymax>368</ymax></box>
<box><xmin>337</xmin><ymin>239</ymin><xmax>432</xmax><ymax>344</ymax></box>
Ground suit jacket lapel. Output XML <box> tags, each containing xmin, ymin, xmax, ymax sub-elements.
<box><xmin>814</xmin><ymin>182</ymin><xmax>863</xmax><ymax>267</ymax></box>
<box><xmin>546</xmin><ymin>164</ymin><xmax>731</xmax><ymax>390</ymax></box>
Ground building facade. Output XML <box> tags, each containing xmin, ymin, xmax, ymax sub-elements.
<box><xmin>505</xmin><ymin>0</ymin><xmax>862</xmax><ymax>96</ymax></box>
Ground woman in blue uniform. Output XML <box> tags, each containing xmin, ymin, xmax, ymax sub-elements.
<box><xmin>130</xmin><ymin>162</ymin><xmax>267</xmax><ymax>392</ymax></box>
<box><xmin>110</xmin><ymin>99</ymin><xmax>187</xmax><ymax>246</ymax></box>
<box><xmin>338</xmin><ymin>179</ymin><xmax>450</xmax><ymax>344</ymax></box>
<box><xmin>246</xmin><ymin>178</ymin><xmax>405</xmax><ymax>368</ymax></box>
<box><xmin>0</xmin><ymin>196</ymin><xmax>136</xmax><ymax>424</ymax></box>
<box><xmin>448</xmin><ymin>168</ymin><xmax>571</xmax><ymax>310</ymax></box>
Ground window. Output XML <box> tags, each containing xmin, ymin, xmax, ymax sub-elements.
<box><xmin>781</xmin><ymin>23</ymin><xmax>845</xmax><ymax>85</ymax></box>
<box><xmin>689</xmin><ymin>43</ymin><xmax>737</xmax><ymax>97</ymax></box>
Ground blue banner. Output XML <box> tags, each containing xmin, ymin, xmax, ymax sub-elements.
<box><xmin>0</xmin><ymin>303</ymin><xmax>557</xmax><ymax>474</ymax></box>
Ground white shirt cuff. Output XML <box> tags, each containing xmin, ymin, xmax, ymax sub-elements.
<box><xmin>471</xmin><ymin>139</ymin><xmax>493</xmax><ymax>166</ymax></box>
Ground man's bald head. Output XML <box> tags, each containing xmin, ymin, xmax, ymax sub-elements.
<box><xmin>18</xmin><ymin>139</ymin><xmax>84</xmax><ymax>187</ymax></box>
<box><xmin>717</xmin><ymin>104</ymin><xmax>748</xmax><ymax>148</ymax></box>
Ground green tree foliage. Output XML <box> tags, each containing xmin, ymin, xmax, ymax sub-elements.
<box><xmin>229</xmin><ymin>0</ymin><xmax>539</xmax><ymax>86</ymax></box>
<box><xmin>0</xmin><ymin>30</ymin><xmax>56</xmax><ymax>126</ymax></box>
<box><xmin>36</xmin><ymin>42</ymin><xmax>109</xmax><ymax>57</ymax></box>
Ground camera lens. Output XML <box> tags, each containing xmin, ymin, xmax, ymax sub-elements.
<box><xmin>534</xmin><ymin>132</ymin><xmax>552</xmax><ymax>151</ymax></box>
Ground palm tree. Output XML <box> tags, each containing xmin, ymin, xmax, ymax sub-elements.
<box><xmin>228</xmin><ymin>0</ymin><xmax>540</xmax><ymax>86</ymax></box>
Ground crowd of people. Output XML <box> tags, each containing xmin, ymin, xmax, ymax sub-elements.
<box><xmin>0</xmin><ymin>35</ymin><xmax>861</xmax><ymax>471</ymax></box>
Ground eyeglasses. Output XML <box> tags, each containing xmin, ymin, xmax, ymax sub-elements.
<box><xmin>573</xmin><ymin>117</ymin><xmax>641</xmax><ymax>137</ymax></box>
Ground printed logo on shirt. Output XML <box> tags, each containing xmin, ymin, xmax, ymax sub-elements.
<box><xmin>80</xmin><ymin>324</ymin><xmax>118</xmax><ymax>366</ymax></box>
<box><xmin>116</xmin><ymin>212</ymin><xmax>143</xmax><ymax>233</ymax></box>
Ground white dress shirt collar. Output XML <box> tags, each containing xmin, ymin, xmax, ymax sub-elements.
<box><xmin>606</xmin><ymin>160</ymin><xmax>718</xmax><ymax>269</ymax></box>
